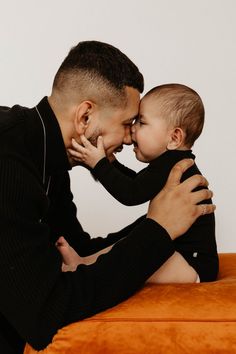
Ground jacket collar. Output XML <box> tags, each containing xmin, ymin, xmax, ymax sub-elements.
<box><xmin>24</xmin><ymin>96</ymin><xmax>71</xmax><ymax>181</ymax></box>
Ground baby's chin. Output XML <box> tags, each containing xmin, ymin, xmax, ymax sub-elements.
<box><xmin>134</xmin><ymin>150</ymin><xmax>149</xmax><ymax>163</ymax></box>
<box><xmin>133</xmin><ymin>148</ymin><xmax>159</xmax><ymax>163</ymax></box>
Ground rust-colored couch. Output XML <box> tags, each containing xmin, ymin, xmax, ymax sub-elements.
<box><xmin>24</xmin><ymin>253</ymin><xmax>236</xmax><ymax>354</ymax></box>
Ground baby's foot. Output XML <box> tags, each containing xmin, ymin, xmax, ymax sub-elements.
<box><xmin>56</xmin><ymin>236</ymin><xmax>83</xmax><ymax>272</ymax></box>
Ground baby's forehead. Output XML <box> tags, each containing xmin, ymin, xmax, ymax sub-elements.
<box><xmin>139</xmin><ymin>95</ymin><xmax>167</xmax><ymax>120</ymax></box>
<box><xmin>140</xmin><ymin>93</ymin><xmax>164</xmax><ymax>107</ymax></box>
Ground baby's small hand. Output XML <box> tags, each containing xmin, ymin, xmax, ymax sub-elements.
<box><xmin>68</xmin><ymin>135</ymin><xmax>106</xmax><ymax>168</ymax></box>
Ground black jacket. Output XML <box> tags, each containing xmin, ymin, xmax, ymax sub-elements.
<box><xmin>0</xmin><ymin>97</ymin><xmax>175</xmax><ymax>352</ymax></box>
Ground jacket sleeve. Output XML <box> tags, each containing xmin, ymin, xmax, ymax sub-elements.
<box><xmin>92</xmin><ymin>157</ymin><xmax>173</xmax><ymax>206</ymax></box>
<box><xmin>46</xmin><ymin>170</ymin><xmax>147</xmax><ymax>256</ymax></box>
<box><xmin>0</xmin><ymin>157</ymin><xmax>175</xmax><ymax>350</ymax></box>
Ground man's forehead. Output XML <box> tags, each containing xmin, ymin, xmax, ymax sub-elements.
<box><xmin>124</xmin><ymin>87</ymin><xmax>140</xmax><ymax>111</ymax></box>
<box><xmin>114</xmin><ymin>87</ymin><xmax>140</xmax><ymax>123</ymax></box>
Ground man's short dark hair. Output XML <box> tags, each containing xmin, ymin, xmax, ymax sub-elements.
<box><xmin>52</xmin><ymin>41</ymin><xmax>144</xmax><ymax>107</ymax></box>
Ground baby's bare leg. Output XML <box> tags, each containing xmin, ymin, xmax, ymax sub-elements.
<box><xmin>56</xmin><ymin>236</ymin><xmax>113</xmax><ymax>271</ymax></box>
<box><xmin>147</xmin><ymin>251</ymin><xmax>199</xmax><ymax>284</ymax></box>
<box><xmin>57</xmin><ymin>236</ymin><xmax>198</xmax><ymax>283</ymax></box>
<box><xmin>81</xmin><ymin>245</ymin><xmax>113</xmax><ymax>265</ymax></box>
<box><xmin>56</xmin><ymin>236</ymin><xmax>84</xmax><ymax>271</ymax></box>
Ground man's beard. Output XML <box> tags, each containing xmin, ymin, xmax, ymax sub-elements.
<box><xmin>86</xmin><ymin>128</ymin><xmax>102</xmax><ymax>181</ymax></box>
<box><xmin>87</xmin><ymin>128</ymin><xmax>102</xmax><ymax>147</ymax></box>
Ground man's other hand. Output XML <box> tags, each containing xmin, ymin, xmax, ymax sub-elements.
<box><xmin>147</xmin><ymin>159</ymin><xmax>215</xmax><ymax>240</ymax></box>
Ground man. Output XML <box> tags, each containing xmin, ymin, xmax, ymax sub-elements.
<box><xmin>0</xmin><ymin>40</ymin><xmax>214</xmax><ymax>353</ymax></box>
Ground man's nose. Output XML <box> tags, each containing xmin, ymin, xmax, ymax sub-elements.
<box><xmin>131</xmin><ymin>123</ymin><xmax>135</xmax><ymax>134</ymax></box>
<box><xmin>123</xmin><ymin>126</ymin><xmax>132</xmax><ymax>145</ymax></box>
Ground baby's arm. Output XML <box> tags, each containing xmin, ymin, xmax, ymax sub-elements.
<box><xmin>68</xmin><ymin>135</ymin><xmax>159</xmax><ymax>206</ymax></box>
<box><xmin>147</xmin><ymin>251</ymin><xmax>199</xmax><ymax>284</ymax></box>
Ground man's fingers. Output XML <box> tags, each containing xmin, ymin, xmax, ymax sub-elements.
<box><xmin>197</xmin><ymin>204</ymin><xmax>216</xmax><ymax>218</ymax></box>
<box><xmin>191</xmin><ymin>189</ymin><xmax>213</xmax><ymax>205</ymax></box>
<box><xmin>165</xmin><ymin>159</ymin><xmax>194</xmax><ymax>188</ymax></box>
<box><xmin>180</xmin><ymin>174</ymin><xmax>209</xmax><ymax>193</ymax></box>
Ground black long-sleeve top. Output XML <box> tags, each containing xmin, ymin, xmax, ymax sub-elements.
<box><xmin>92</xmin><ymin>152</ymin><xmax>219</xmax><ymax>283</ymax></box>
<box><xmin>0</xmin><ymin>97</ymin><xmax>175</xmax><ymax>353</ymax></box>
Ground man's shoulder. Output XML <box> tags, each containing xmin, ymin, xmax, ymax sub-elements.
<box><xmin>0</xmin><ymin>104</ymin><xmax>27</xmax><ymax>135</ymax></box>
<box><xmin>0</xmin><ymin>104</ymin><xmax>32</xmax><ymax>167</ymax></box>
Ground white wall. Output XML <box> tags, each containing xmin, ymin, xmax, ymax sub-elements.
<box><xmin>1</xmin><ymin>0</ymin><xmax>235</xmax><ymax>252</ymax></box>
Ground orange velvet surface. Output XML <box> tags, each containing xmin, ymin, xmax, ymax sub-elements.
<box><xmin>24</xmin><ymin>253</ymin><xmax>236</xmax><ymax>354</ymax></box>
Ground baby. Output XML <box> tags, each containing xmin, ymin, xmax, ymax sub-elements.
<box><xmin>59</xmin><ymin>83</ymin><xmax>219</xmax><ymax>283</ymax></box>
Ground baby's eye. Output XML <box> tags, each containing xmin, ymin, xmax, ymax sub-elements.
<box><xmin>134</xmin><ymin>116</ymin><xmax>146</xmax><ymax>126</ymax></box>
<box><xmin>136</xmin><ymin>119</ymin><xmax>145</xmax><ymax>125</ymax></box>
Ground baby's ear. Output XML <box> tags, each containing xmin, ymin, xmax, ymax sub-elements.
<box><xmin>167</xmin><ymin>127</ymin><xmax>185</xmax><ymax>150</ymax></box>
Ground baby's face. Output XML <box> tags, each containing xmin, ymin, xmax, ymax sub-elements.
<box><xmin>131</xmin><ymin>95</ymin><xmax>172</xmax><ymax>162</ymax></box>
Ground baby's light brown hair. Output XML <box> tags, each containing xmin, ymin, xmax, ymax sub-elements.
<box><xmin>145</xmin><ymin>83</ymin><xmax>205</xmax><ymax>148</ymax></box>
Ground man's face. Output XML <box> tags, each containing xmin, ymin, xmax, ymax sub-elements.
<box><xmin>85</xmin><ymin>87</ymin><xmax>140</xmax><ymax>157</ymax></box>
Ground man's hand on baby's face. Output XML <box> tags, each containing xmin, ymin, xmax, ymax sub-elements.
<box><xmin>147</xmin><ymin>159</ymin><xmax>215</xmax><ymax>240</ymax></box>
<box><xmin>68</xmin><ymin>135</ymin><xmax>106</xmax><ymax>168</ymax></box>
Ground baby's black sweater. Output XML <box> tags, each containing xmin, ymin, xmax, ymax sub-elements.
<box><xmin>93</xmin><ymin>152</ymin><xmax>219</xmax><ymax>283</ymax></box>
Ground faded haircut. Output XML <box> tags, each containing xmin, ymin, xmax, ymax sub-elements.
<box><xmin>145</xmin><ymin>83</ymin><xmax>205</xmax><ymax>147</ymax></box>
<box><xmin>52</xmin><ymin>40</ymin><xmax>144</xmax><ymax>108</ymax></box>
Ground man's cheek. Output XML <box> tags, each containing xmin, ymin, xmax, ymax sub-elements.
<box><xmin>102</xmin><ymin>136</ymin><xmax>113</xmax><ymax>152</ymax></box>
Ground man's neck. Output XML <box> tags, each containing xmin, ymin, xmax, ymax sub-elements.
<box><xmin>47</xmin><ymin>95</ymin><xmax>75</xmax><ymax>151</ymax></box>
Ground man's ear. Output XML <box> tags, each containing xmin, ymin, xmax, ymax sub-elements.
<box><xmin>74</xmin><ymin>101</ymin><xmax>93</xmax><ymax>135</ymax></box>
<box><xmin>167</xmin><ymin>127</ymin><xmax>185</xmax><ymax>150</ymax></box>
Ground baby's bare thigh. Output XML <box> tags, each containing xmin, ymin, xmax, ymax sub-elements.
<box><xmin>147</xmin><ymin>251</ymin><xmax>198</xmax><ymax>284</ymax></box>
